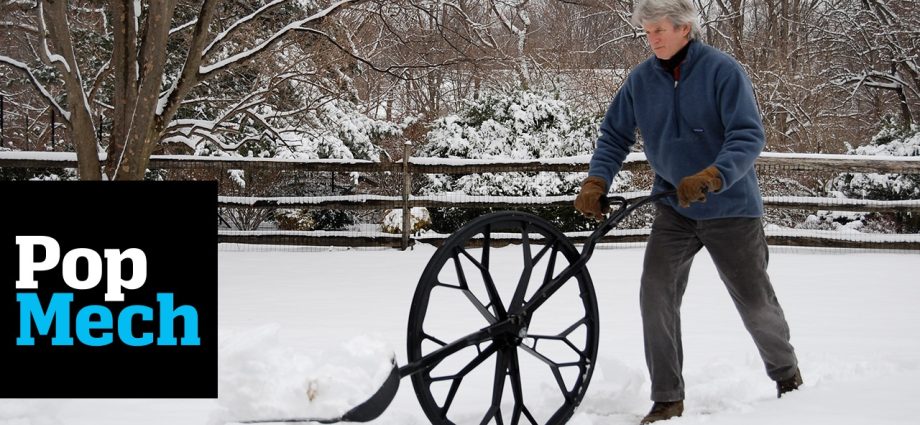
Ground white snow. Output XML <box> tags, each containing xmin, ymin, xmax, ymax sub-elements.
<box><xmin>1</xmin><ymin>244</ymin><xmax>916</xmax><ymax>425</ymax></box>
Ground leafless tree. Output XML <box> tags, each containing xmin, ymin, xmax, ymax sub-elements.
<box><xmin>1</xmin><ymin>0</ymin><xmax>367</xmax><ymax>180</ymax></box>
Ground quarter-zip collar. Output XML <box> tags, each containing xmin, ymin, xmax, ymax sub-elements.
<box><xmin>653</xmin><ymin>39</ymin><xmax>700</xmax><ymax>81</ymax></box>
<box><xmin>658</xmin><ymin>39</ymin><xmax>692</xmax><ymax>78</ymax></box>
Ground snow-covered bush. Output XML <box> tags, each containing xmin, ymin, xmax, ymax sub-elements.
<box><xmin>381</xmin><ymin>208</ymin><xmax>431</xmax><ymax>234</ymax></box>
<box><xmin>417</xmin><ymin>90</ymin><xmax>632</xmax><ymax>232</ymax></box>
<box><xmin>796</xmin><ymin>211</ymin><xmax>867</xmax><ymax>232</ymax></box>
<box><xmin>831</xmin><ymin>121</ymin><xmax>920</xmax><ymax>200</ymax></box>
<box><xmin>828</xmin><ymin>120</ymin><xmax>920</xmax><ymax>232</ymax></box>
<box><xmin>275</xmin><ymin>209</ymin><xmax>317</xmax><ymax>231</ymax></box>
<box><xmin>312</xmin><ymin>209</ymin><xmax>355</xmax><ymax>231</ymax></box>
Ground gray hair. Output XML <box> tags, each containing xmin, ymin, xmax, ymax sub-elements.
<box><xmin>631</xmin><ymin>0</ymin><xmax>702</xmax><ymax>40</ymax></box>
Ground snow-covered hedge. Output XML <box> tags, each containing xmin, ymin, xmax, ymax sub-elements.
<box><xmin>831</xmin><ymin>122</ymin><xmax>920</xmax><ymax>200</ymax></box>
<box><xmin>826</xmin><ymin>121</ymin><xmax>920</xmax><ymax>232</ymax></box>
<box><xmin>417</xmin><ymin>91</ymin><xmax>632</xmax><ymax>231</ymax></box>
<box><xmin>420</xmin><ymin>91</ymin><xmax>629</xmax><ymax>196</ymax></box>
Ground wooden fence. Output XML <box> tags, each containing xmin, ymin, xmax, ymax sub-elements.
<box><xmin>2</xmin><ymin>148</ymin><xmax>920</xmax><ymax>250</ymax></box>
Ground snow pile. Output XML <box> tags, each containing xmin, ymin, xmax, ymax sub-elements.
<box><xmin>212</xmin><ymin>325</ymin><xmax>395</xmax><ymax>424</ymax></box>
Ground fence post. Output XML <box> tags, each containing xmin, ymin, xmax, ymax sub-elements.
<box><xmin>50</xmin><ymin>108</ymin><xmax>55</xmax><ymax>150</ymax></box>
<box><xmin>401</xmin><ymin>141</ymin><xmax>412</xmax><ymax>250</ymax></box>
<box><xmin>1</xmin><ymin>95</ymin><xmax>5</xmax><ymax>147</ymax></box>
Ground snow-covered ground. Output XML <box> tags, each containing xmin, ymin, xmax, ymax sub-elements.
<box><xmin>3</xmin><ymin>244</ymin><xmax>918</xmax><ymax>425</ymax></box>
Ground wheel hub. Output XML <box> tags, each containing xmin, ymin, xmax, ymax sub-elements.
<box><xmin>496</xmin><ymin>314</ymin><xmax>529</xmax><ymax>347</ymax></box>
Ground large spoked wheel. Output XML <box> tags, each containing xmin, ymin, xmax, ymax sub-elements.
<box><xmin>407</xmin><ymin>212</ymin><xmax>600</xmax><ymax>425</ymax></box>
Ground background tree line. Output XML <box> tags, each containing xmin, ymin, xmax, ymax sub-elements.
<box><xmin>1</xmin><ymin>0</ymin><xmax>917</xmax><ymax>179</ymax></box>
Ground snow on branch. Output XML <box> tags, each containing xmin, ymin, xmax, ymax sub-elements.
<box><xmin>833</xmin><ymin>70</ymin><xmax>919</xmax><ymax>98</ymax></box>
<box><xmin>0</xmin><ymin>20</ymin><xmax>38</xmax><ymax>33</ymax></box>
<box><xmin>202</xmin><ymin>0</ymin><xmax>288</xmax><ymax>57</ymax></box>
<box><xmin>0</xmin><ymin>55</ymin><xmax>70</xmax><ymax>120</ymax></box>
<box><xmin>36</xmin><ymin>3</ymin><xmax>70</xmax><ymax>73</ymax></box>
<box><xmin>199</xmin><ymin>0</ymin><xmax>367</xmax><ymax>77</ymax></box>
<box><xmin>161</xmin><ymin>70</ymin><xmax>303</xmax><ymax>151</ymax></box>
<box><xmin>170</xmin><ymin>18</ymin><xmax>199</xmax><ymax>35</ymax></box>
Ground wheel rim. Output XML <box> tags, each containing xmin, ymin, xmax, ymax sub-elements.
<box><xmin>407</xmin><ymin>212</ymin><xmax>600</xmax><ymax>425</ymax></box>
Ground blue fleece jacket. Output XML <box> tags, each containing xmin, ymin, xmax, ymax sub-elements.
<box><xmin>589</xmin><ymin>40</ymin><xmax>765</xmax><ymax>219</ymax></box>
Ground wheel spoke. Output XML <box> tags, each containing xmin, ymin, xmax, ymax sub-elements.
<box><xmin>509</xmin><ymin>226</ymin><xmax>533</xmax><ymax>313</ymax></box>
<box><xmin>446</xmin><ymin>252</ymin><xmax>497</xmax><ymax>324</ymax></box>
<box><xmin>458</xmin><ymin>247</ymin><xmax>507</xmax><ymax>319</ymax></box>
<box><xmin>510</xmin><ymin>237</ymin><xmax>557</xmax><ymax>314</ymax></box>
<box><xmin>409</xmin><ymin>212</ymin><xmax>598</xmax><ymax>425</ymax></box>
<box><xmin>430</xmin><ymin>343</ymin><xmax>499</xmax><ymax>383</ymax></box>
<box><xmin>525</xmin><ymin>317</ymin><xmax>589</xmax><ymax>357</ymax></box>
<box><xmin>519</xmin><ymin>344</ymin><xmax>570</xmax><ymax>395</ymax></box>
<box><xmin>463</xmin><ymin>289</ymin><xmax>498</xmax><ymax>324</ymax></box>
<box><xmin>423</xmin><ymin>333</ymin><xmax>448</xmax><ymax>348</ymax></box>
<box><xmin>435</xmin><ymin>280</ymin><xmax>463</xmax><ymax>290</ymax></box>
<box><xmin>519</xmin><ymin>343</ymin><xmax>584</xmax><ymax>401</ymax></box>
<box><xmin>519</xmin><ymin>343</ymin><xmax>555</xmax><ymax>368</ymax></box>
<box><xmin>507</xmin><ymin>347</ymin><xmax>531</xmax><ymax>425</ymax></box>
<box><xmin>482</xmin><ymin>225</ymin><xmax>491</xmax><ymax>270</ymax></box>
<box><xmin>522</xmin><ymin>405</ymin><xmax>539</xmax><ymax>425</ymax></box>
<box><xmin>487</xmin><ymin>350</ymin><xmax>509</xmax><ymax>424</ymax></box>
<box><xmin>541</xmin><ymin>244</ymin><xmax>559</xmax><ymax>295</ymax></box>
<box><xmin>432</xmin><ymin>342</ymin><xmax>499</xmax><ymax>417</ymax></box>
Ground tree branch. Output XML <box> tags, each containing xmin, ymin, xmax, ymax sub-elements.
<box><xmin>158</xmin><ymin>0</ymin><xmax>220</xmax><ymax>127</ymax></box>
<box><xmin>0</xmin><ymin>55</ymin><xmax>69</xmax><ymax>119</ymax></box>
<box><xmin>198</xmin><ymin>0</ymin><xmax>369</xmax><ymax>78</ymax></box>
<box><xmin>201</xmin><ymin>0</ymin><xmax>289</xmax><ymax>57</ymax></box>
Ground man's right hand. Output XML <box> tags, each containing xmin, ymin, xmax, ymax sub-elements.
<box><xmin>574</xmin><ymin>176</ymin><xmax>610</xmax><ymax>220</ymax></box>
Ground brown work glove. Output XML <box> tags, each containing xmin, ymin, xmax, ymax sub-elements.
<box><xmin>574</xmin><ymin>176</ymin><xmax>610</xmax><ymax>220</ymax></box>
<box><xmin>677</xmin><ymin>166</ymin><xmax>723</xmax><ymax>208</ymax></box>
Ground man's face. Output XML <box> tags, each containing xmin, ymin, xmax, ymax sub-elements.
<box><xmin>643</xmin><ymin>19</ymin><xmax>691</xmax><ymax>60</ymax></box>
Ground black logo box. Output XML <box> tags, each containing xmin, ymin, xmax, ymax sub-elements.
<box><xmin>1</xmin><ymin>181</ymin><xmax>217</xmax><ymax>398</ymax></box>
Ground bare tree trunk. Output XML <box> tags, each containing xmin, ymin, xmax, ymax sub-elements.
<box><xmin>106</xmin><ymin>0</ymin><xmax>139</xmax><ymax>179</ymax></box>
<box><xmin>112</xmin><ymin>0</ymin><xmax>179</xmax><ymax>180</ymax></box>
<box><xmin>42</xmin><ymin>0</ymin><xmax>102</xmax><ymax>179</ymax></box>
<box><xmin>892</xmin><ymin>63</ymin><xmax>914</xmax><ymax>128</ymax></box>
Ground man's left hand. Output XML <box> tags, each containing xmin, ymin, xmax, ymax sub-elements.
<box><xmin>677</xmin><ymin>166</ymin><xmax>723</xmax><ymax>208</ymax></box>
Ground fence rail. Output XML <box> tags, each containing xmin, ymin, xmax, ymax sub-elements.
<box><xmin>2</xmin><ymin>150</ymin><xmax>920</xmax><ymax>250</ymax></box>
<box><xmin>6</xmin><ymin>151</ymin><xmax>920</xmax><ymax>174</ymax></box>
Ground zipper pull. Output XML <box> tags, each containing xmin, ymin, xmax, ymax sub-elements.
<box><xmin>674</xmin><ymin>80</ymin><xmax>679</xmax><ymax>88</ymax></box>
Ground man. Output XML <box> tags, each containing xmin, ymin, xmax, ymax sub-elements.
<box><xmin>574</xmin><ymin>0</ymin><xmax>802</xmax><ymax>423</ymax></box>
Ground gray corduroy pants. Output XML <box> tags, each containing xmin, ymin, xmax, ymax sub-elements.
<box><xmin>640</xmin><ymin>204</ymin><xmax>798</xmax><ymax>402</ymax></box>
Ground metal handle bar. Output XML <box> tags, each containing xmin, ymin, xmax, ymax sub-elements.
<box><xmin>583</xmin><ymin>190</ymin><xmax>676</xmax><ymax>260</ymax></box>
<box><xmin>516</xmin><ymin>190</ymin><xmax>676</xmax><ymax>317</ymax></box>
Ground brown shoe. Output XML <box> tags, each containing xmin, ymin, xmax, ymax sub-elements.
<box><xmin>639</xmin><ymin>400</ymin><xmax>684</xmax><ymax>424</ymax></box>
<box><xmin>777</xmin><ymin>368</ymin><xmax>803</xmax><ymax>398</ymax></box>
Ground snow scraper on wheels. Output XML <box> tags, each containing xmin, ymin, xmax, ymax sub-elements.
<box><xmin>240</xmin><ymin>191</ymin><xmax>674</xmax><ymax>425</ymax></box>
